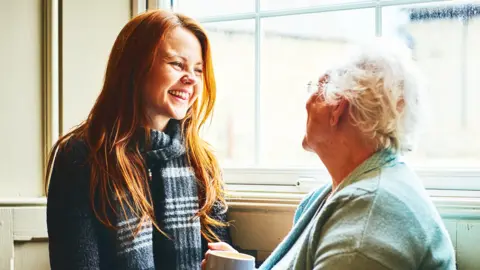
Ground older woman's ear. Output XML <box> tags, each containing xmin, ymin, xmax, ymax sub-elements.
<box><xmin>330</xmin><ymin>98</ymin><xmax>348</xmax><ymax>126</ymax></box>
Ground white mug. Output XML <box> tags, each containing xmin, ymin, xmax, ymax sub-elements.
<box><xmin>205</xmin><ymin>250</ymin><xmax>255</xmax><ymax>270</ymax></box>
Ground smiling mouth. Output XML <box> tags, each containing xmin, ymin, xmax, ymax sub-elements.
<box><xmin>168</xmin><ymin>90</ymin><xmax>190</xmax><ymax>101</ymax></box>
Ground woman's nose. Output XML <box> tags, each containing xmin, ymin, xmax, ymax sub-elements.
<box><xmin>181</xmin><ymin>74</ymin><xmax>198</xmax><ymax>85</ymax></box>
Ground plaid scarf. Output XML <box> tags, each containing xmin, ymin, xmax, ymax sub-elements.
<box><xmin>115</xmin><ymin>120</ymin><xmax>205</xmax><ymax>270</ymax></box>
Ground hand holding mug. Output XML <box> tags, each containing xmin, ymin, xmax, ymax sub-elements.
<box><xmin>202</xmin><ymin>242</ymin><xmax>255</xmax><ymax>270</ymax></box>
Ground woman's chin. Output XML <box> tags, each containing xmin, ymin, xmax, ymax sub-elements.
<box><xmin>169</xmin><ymin>107</ymin><xmax>189</xmax><ymax>120</ymax></box>
<box><xmin>302</xmin><ymin>137</ymin><xmax>313</xmax><ymax>152</ymax></box>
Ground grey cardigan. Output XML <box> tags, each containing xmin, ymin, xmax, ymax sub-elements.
<box><xmin>261</xmin><ymin>149</ymin><xmax>456</xmax><ymax>270</ymax></box>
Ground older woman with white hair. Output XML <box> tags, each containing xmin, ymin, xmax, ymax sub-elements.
<box><xmin>203</xmin><ymin>39</ymin><xmax>456</xmax><ymax>270</ymax></box>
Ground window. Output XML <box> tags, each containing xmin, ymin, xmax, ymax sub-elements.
<box><xmin>169</xmin><ymin>0</ymin><xmax>480</xmax><ymax>191</ymax></box>
<box><xmin>383</xmin><ymin>2</ymin><xmax>480</xmax><ymax>169</ymax></box>
<box><xmin>200</xmin><ymin>20</ymin><xmax>257</xmax><ymax>167</ymax></box>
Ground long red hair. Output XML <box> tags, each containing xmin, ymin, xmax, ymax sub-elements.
<box><xmin>45</xmin><ymin>9</ymin><xmax>226</xmax><ymax>241</ymax></box>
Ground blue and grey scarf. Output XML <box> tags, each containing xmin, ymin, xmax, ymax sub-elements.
<box><xmin>115</xmin><ymin>120</ymin><xmax>229</xmax><ymax>270</ymax></box>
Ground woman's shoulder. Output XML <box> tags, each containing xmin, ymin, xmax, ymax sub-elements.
<box><xmin>48</xmin><ymin>136</ymin><xmax>92</xmax><ymax>193</ymax></box>
<box><xmin>54</xmin><ymin>136</ymin><xmax>90</xmax><ymax>167</ymax></box>
<box><xmin>323</xmin><ymin>164</ymin><xmax>450</xmax><ymax>261</ymax></box>
<box><xmin>294</xmin><ymin>185</ymin><xmax>330</xmax><ymax>223</ymax></box>
<box><xmin>321</xmin><ymin>164</ymin><xmax>425</xmax><ymax>230</ymax></box>
<box><xmin>342</xmin><ymin>162</ymin><xmax>431</xmax><ymax>213</ymax></box>
<box><xmin>333</xmin><ymin>162</ymin><xmax>419</xmax><ymax>199</ymax></box>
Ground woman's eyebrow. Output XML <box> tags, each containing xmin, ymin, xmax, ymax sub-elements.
<box><xmin>164</xmin><ymin>51</ymin><xmax>181</xmax><ymax>60</ymax></box>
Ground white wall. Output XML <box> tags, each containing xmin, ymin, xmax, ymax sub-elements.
<box><xmin>62</xmin><ymin>0</ymin><xmax>131</xmax><ymax>133</ymax></box>
<box><xmin>0</xmin><ymin>0</ymin><xmax>130</xmax><ymax>269</ymax></box>
<box><xmin>0</xmin><ymin>0</ymin><xmax>131</xmax><ymax>197</ymax></box>
<box><xmin>0</xmin><ymin>207</ymin><xmax>50</xmax><ymax>270</ymax></box>
<box><xmin>0</xmin><ymin>0</ymin><xmax>44</xmax><ymax>198</ymax></box>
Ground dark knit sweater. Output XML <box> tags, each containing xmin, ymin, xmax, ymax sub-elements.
<box><xmin>47</xmin><ymin>120</ymin><xmax>231</xmax><ymax>270</ymax></box>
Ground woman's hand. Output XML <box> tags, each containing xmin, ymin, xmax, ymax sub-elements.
<box><xmin>201</xmin><ymin>242</ymin><xmax>238</xmax><ymax>270</ymax></box>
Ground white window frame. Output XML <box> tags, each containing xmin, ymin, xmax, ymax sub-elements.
<box><xmin>145</xmin><ymin>0</ymin><xmax>171</xmax><ymax>10</ymax></box>
<box><xmin>167</xmin><ymin>0</ymin><xmax>480</xmax><ymax>195</ymax></box>
<box><xmin>223</xmin><ymin>168</ymin><xmax>480</xmax><ymax>196</ymax></box>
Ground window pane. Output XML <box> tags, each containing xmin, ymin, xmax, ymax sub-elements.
<box><xmin>383</xmin><ymin>2</ymin><xmax>480</xmax><ymax>167</ymax></box>
<box><xmin>174</xmin><ymin>0</ymin><xmax>254</xmax><ymax>18</ymax></box>
<box><xmin>467</xmin><ymin>13</ymin><xmax>480</xmax><ymax>136</ymax></box>
<box><xmin>201</xmin><ymin>20</ymin><xmax>256</xmax><ymax>167</ymax></box>
<box><xmin>261</xmin><ymin>0</ymin><xmax>359</xmax><ymax>11</ymax></box>
<box><xmin>260</xmin><ymin>9</ymin><xmax>376</xmax><ymax>167</ymax></box>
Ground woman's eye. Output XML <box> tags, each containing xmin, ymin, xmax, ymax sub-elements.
<box><xmin>171</xmin><ymin>61</ymin><xmax>183</xmax><ymax>69</ymax></box>
<box><xmin>194</xmin><ymin>68</ymin><xmax>203</xmax><ymax>76</ymax></box>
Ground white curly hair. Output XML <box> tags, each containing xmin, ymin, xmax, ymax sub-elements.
<box><xmin>322</xmin><ymin>37</ymin><xmax>428</xmax><ymax>152</ymax></box>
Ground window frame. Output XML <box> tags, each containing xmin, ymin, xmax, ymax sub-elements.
<box><xmin>223</xmin><ymin>167</ymin><xmax>480</xmax><ymax>195</ymax></box>
<box><xmin>166</xmin><ymin>0</ymin><xmax>480</xmax><ymax>193</ymax></box>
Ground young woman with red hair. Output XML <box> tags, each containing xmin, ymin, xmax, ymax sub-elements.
<box><xmin>46</xmin><ymin>9</ymin><xmax>230</xmax><ymax>270</ymax></box>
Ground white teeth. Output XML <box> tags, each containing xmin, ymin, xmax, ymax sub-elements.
<box><xmin>169</xmin><ymin>90</ymin><xmax>189</xmax><ymax>100</ymax></box>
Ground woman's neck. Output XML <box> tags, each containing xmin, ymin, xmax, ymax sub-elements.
<box><xmin>318</xmin><ymin>140</ymin><xmax>376</xmax><ymax>191</ymax></box>
<box><xmin>147</xmin><ymin>114</ymin><xmax>170</xmax><ymax>131</ymax></box>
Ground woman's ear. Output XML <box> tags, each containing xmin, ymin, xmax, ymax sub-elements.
<box><xmin>330</xmin><ymin>98</ymin><xmax>348</xmax><ymax>126</ymax></box>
